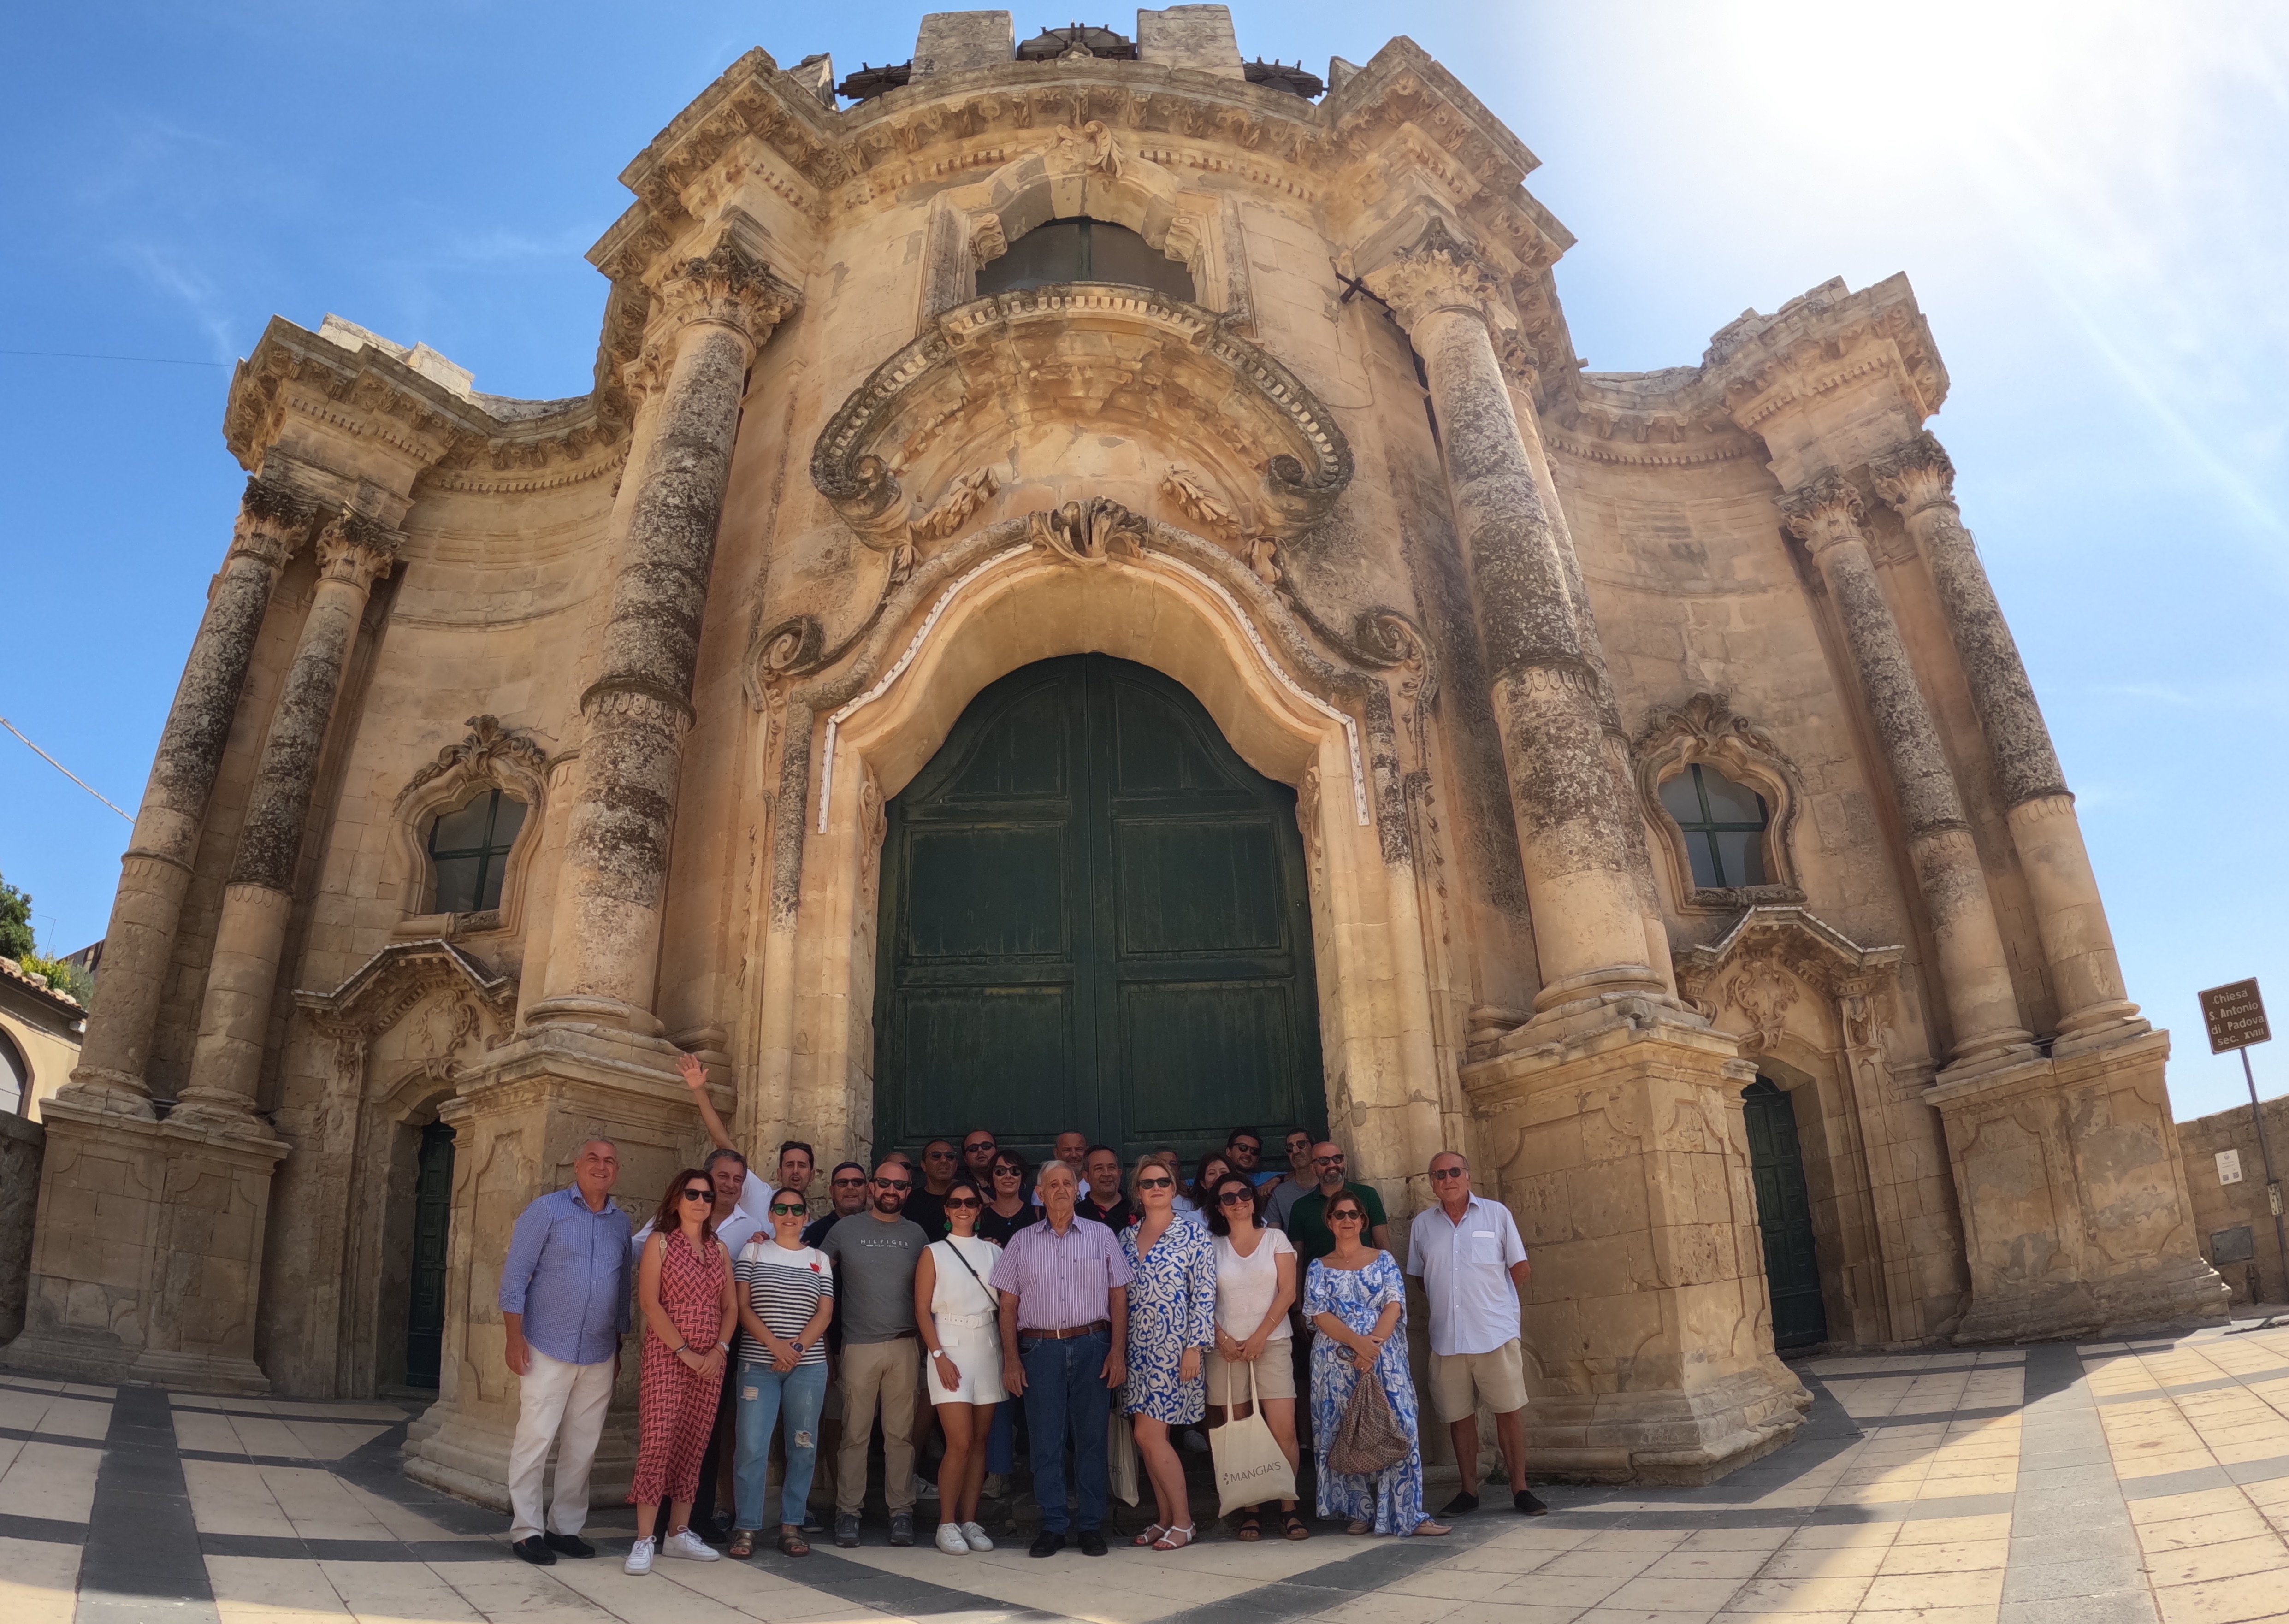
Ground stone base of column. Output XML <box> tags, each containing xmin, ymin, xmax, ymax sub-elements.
<box><xmin>1463</xmin><ymin>1019</ymin><xmax>1811</xmax><ymax>1486</ymax></box>
<box><xmin>397</xmin><ymin>1022</ymin><xmax>730</xmax><ymax>1512</ymax></box>
<box><xmin>1931</xmin><ymin>1031</ymin><xmax>2230</xmax><ymax>1344</ymax></box>
<box><xmin>0</xmin><ymin>1102</ymin><xmax>286</xmax><ymax>1393</ymax></box>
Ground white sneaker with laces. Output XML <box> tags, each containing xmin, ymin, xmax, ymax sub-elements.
<box><xmin>960</xmin><ymin>1521</ymin><xmax>994</xmax><ymax>1552</ymax></box>
<box><xmin>623</xmin><ymin>1535</ymin><xmax>656</xmax><ymax>1575</ymax></box>
<box><xmin>662</xmin><ymin>1528</ymin><xmax>721</xmax><ymax>1562</ymax></box>
<box><xmin>935</xmin><ymin>1522</ymin><xmax>970</xmax><ymax>1554</ymax></box>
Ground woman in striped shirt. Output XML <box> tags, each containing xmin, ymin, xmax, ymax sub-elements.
<box><xmin>729</xmin><ymin>1191</ymin><xmax>835</xmax><ymax>1557</ymax></box>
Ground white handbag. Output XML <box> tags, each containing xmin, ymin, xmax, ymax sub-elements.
<box><xmin>1209</xmin><ymin>1358</ymin><xmax>1297</xmax><ymax>1516</ymax></box>
<box><xmin>1108</xmin><ymin>1404</ymin><xmax>1140</xmax><ymax>1506</ymax></box>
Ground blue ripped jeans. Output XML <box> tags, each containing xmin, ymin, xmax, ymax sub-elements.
<box><xmin>734</xmin><ymin>1359</ymin><xmax>828</xmax><ymax>1530</ymax></box>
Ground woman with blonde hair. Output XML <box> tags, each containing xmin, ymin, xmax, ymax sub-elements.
<box><xmin>627</xmin><ymin>1168</ymin><xmax>741</xmax><ymax>1574</ymax></box>
<box><xmin>1119</xmin><ymin>1153</ymin><xmax>1218</xmax><ymax>1549</ymax></box>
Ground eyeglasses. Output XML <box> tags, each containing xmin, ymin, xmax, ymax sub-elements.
<box><xmin>1137</xmin><ymin>1175</ymin><xmax>1175</xmax><ymax>1190</ymax></box>
<box><xmin>1431</xmin><ymin>1167</ymin><xmax>1469</xmax><ymax>1180</ymax></box>
<box><xmin>874</xmin><ymin>1178</ymin><xmax>912</xmax><ymax>1190</ymax></box>
<box><xmin>1217</xmin><ymin>1189</ymin><xmax>1255</xmax><ymax>1206</ymax></box>
<box><xmin>1313</xmin><ymin>1154</ymin><xmax>1345</xmax><ymax>1167</ymax></box>
<box><xmin>680</xmin><ymin>1188</ymin><xmax>712</xmax><ymax>1203</ymax></box>
<box><xmin>943</xmin><ymin>1196</ymin><xmax>982</xmax><ymax>1210</ymax></box>
<box><xmin>770</xmin><ymin>1203</ymin><xmax>808</xmax><ymax>1216</ymax></box>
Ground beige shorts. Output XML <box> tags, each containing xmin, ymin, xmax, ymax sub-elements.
<box><xmin>1204</xmin><ymin>1345</ymin><xmax>1297</xmax><ymax>1406</ymax></box>
<box><xmin>1428</xmin><ymin>1339</ymin><xmax>1529</xmax><ymax>1422</ymax></box>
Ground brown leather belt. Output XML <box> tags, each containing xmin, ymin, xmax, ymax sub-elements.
<box><xmin>1021</xmin><ymin>1320</ymin><xmax>1110</xmax><ymax>1341</ymax></box>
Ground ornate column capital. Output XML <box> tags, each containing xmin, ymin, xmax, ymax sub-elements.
<box><xmin>1777</xmin><ymin>469</ymin><xmax>1868</xmax><ymax>556</ymax></box>
<box><xmin>227</xmin><ymin>477</ymin><xmax>319</xmax><ymax>570</ymax></box>
<box><xmin>1363</xmin><ymin>242</ymin><xmax>1503</xmax><ymax>332</ymax></box>
<box><xmin>654</xmin><ymin>238</ymin><xmax>801</xmax><ymax>356</ymax></box>
<box><xmin>1869</xmin><ymin>430</ymin><xmax>1958</xmax><ymax>520</ymax></box>
<box><xmin>313</xmin><ymin>508</ymin><xmax>405</xmax><ymax>590</ymax></box>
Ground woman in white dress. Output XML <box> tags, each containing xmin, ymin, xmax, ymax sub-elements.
<box><xmin>914</xmin><ymin>1177</ymin><xmax>1005</xmax><ymax>1555</ymax></box>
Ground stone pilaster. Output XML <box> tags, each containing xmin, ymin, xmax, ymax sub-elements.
<box><xmin>1870</xmin><ymin>432</ymin><xmax>2142</xmax><ymax>1053</ymax></box>
<box><xmin>60</xmin><ymin>478</ymin><xmax>315</xmax><ymax>1117</ymax></box>
<box><xmin>1779</xmin><ymin>472</ymin><xmax>2032</xmax><ymax>1074</ymax></box>
<box><xmin>171</xmin><ymin>512</ymin><xmax>402</xmax><ymax>1136</ymax></box>
<box><xmin>1366</xmin><ymin>241</ymin><xmax>1671</xmax><ymax>1027</ymax></box>
<box><xmin>527</xmin><ymin>239</ymin><xmax>796</xmax><ymax>1033</ymax></box>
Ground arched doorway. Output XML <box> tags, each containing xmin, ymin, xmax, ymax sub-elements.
<box><xmin>873</xmin><ymin>654</ymin><xmax>1322</xmax><ymax>1167</ymax></box>
<box><xmin>1741</xmin><ymin>1076</ymin><xmax>1827</xmax><ymax>1350</ymax></box>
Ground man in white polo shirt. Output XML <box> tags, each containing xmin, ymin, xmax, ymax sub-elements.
<box><xmin>1405</xmin><ymin>1150</ymin><xmax>1545</xmax><ymax>1517</ymax></box>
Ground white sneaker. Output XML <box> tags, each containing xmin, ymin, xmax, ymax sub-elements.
<box><xmin>623</xmin><ymin>1535</ymin><xmax>656</xmax><ymax>1575</ymax></box>
<box><xmin>960</xmin><ymin>1521</ymin><xmax>994</xmax><ymax>1552</ymax></box>
<box><xmin>935</xmin><ymin>1522</ymin><xmax>970</xmax><ymax>1554</ymax></box>
<box><xmin>915</xmin><ymin>1474</ymin><xmax>940</xmax><ymax>1500</ymax></box>
<box><xmin>662</xmin><ymin>1528</ymin><xmax>721</xmax><ymax>1563</ymax></box>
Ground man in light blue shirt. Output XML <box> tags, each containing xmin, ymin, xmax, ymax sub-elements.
<box><xmin>499</xmin><ymin>1138</ymin><xmax>632</xmax><ymax>1565</ymax></box>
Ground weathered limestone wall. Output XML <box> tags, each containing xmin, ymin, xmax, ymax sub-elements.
<box><xmin>0</xmin><ymin>1111</ymin><xmax>43</xmax><ymax>1343</ymax></box>
<box><xmin>2176</xmin><ymin>1093</ymin><xmax>2289</xmax><ymax>1305</ymax></box>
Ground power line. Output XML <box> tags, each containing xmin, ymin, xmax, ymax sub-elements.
<box><xmin>0</xmin><ymin>348</ymin><xmax>229</xmax><ymax>368</ymax></box>
<box><xmin>0</xmin><ymin>718</ymin><xmax>136</xmax><ymax>822</ymax></box>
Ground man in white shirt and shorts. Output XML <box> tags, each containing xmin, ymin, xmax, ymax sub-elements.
<box><xmin>1405</xmin><ymin>1150</ymin><xmax>1545</xmax><ymax>1516</ymax></box>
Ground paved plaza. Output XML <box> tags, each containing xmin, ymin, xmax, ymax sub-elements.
<box><xmin>4</xmin><ymin>1319</ymin><xmax>2288</xmax><ymax>1624</ymax></box>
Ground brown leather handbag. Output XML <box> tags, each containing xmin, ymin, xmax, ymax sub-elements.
<box><xmin>1326</xmin><ymin>1348</ymin><xmax>1409</xmax><ymax>1475</ymax></box>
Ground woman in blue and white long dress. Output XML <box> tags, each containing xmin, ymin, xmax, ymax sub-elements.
<box><xmin>1119</xmin><ymin>1153</ymin><xmax>1218</xmax><ymax>1550</ymax></box>
<box><xmin>1304</xmin><ymin>1191</ymin><xmax>1448</xmax><ymax>1538</ymax></box>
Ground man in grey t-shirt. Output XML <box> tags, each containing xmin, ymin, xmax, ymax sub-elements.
<box><xmin>819</xmin><ymin>1161</ymin><xmax>927</xmax><ymax>1547</ymax></box>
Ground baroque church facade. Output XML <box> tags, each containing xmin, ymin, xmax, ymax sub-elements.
<box><xmin>4</xmin><ymin>8</ymin><xmax>2226</xmax><ymax>1496</ymax></box>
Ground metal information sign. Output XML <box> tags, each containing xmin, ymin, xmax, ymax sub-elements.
<box><xmin>2200</xmin><ymin>978</ymin><xmax>2271</xmax><ymax>1054</ymax></box>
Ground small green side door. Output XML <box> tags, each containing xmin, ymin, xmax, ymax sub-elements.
<box><xmin>1741</xmin><ymin>1077</ymin><xmax>1827</xmax><ymax>1350</ymax></box>
<box><xmin>874</xmin><ymin>655</ymin><xmax>1321</xmax><ymax>1167</ymax></box>
<box><xmin>405</xmin><ymin>1120</ymin><xmax>455</xmax><ymax>1388</ymax></box>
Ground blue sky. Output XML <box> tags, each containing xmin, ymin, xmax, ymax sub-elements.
<box><xmin>2</xmin><ymin>3</ymin><xmax>2283</xmax><ymax>1119</ymax></box>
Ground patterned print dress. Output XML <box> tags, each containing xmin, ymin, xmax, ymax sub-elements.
<box><xmin>632</xmin><ymin>1229</ymin><xmax>729</xmax><ymax>1506</ymax></box>
<box><xmin>1305</xmin><ymin>1252</ymin><xmax>1428</xmax><ymax>1534</ymax></box>
<box><xmin>1119</xmin><ymin>1217</ymin><xmax>1217</xmax><ymax>1425</ymax></box>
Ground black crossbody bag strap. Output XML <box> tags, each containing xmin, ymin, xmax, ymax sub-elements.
<box><xmin>941</xmin><ymin>1239</ymin><xmax>999</xmax><ymax>1316</ymax></box>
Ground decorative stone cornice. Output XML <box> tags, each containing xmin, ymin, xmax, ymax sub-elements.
<box><xmin>1776</xmin><ymin>470</ymin><xmax>1868</xmax><ymax>555</ymax></box>
<box><xmin>1674</xmin><ymin>904</ymin><xmax>1905</xmax><ymax>1012</ymax></box>
<box><xmin>314</xmin><ymin>508</ymin><xmax>405</xmax><ymax>589</ymax></box>
<box><xmin>401</xmin><ymin>715</ymin><xmax>547</xmax><ymax>800</ymax></box>
<box><xmin>293</xmin><ymin>938</ymin><xmax>517</xmax><ymax>1039</ymax></box>
<box><xmin>1869</xmin><ymin>430</ymin><xmax>1958</xmax><ymax>520</ymax></box>
<box><xmin>653</xmin><ymin>236</ymin><xmax>801</xmax><ymax>354</ymax></box>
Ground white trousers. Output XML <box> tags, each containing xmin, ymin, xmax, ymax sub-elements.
<box><xmin>508</xmin><ymin>1347</ymin><xmax>615</xmax><ymax>1541</ymax></box>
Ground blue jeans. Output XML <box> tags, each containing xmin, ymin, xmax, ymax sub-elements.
<box><xmin>987</xmin><ymin>1396</ymin><xmax>1014</xmax><ymax>1477</ymax></box>
<box><xmin>734</xmin><ymin>1360</ymin><xmax>828</xmax><ymax>1530</ymax></box>
<box><xmin>1020</xmin><ymin>1328</ymin><xmax>1111</xmax><ymax>1534</ymax></box>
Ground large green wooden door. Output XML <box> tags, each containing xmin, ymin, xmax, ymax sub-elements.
<box><xmin>875</xmin><ymin>655</ymin><xmax>1322</xmax><ymax>1168</ymax></box>
<box><xmin>1741</xmin><ymin>1077</ymin><xmax>1828</xmax><ymax>1350</ymax></box>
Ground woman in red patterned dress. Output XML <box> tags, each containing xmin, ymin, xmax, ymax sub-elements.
<box><xmin>625</xmin><ymin>1167</ymin><xmax>740</xmax><ymax>1575</ymax></box>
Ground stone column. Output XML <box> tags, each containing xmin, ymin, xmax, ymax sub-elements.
<box><xmin>1780</xmin><ymin>472</ymin><xmax>2032</xmax><ymax>1073</ymax></box>
<box><xmin>170</xmin><ymin>512</ymin><xmax>402</xmax><ymax>1135</ymax></box>
<box><xmin>1871</xmin><ymin>432</ymin><xmax>2140</xmax><ymax>1052</ymax></box>
<box><xmin>527</xmin><ymin>241</ymin><xmax>795</xmax><ymax>1032</ymax></box>
<box><xmin>61</xmin><ymin>478</ymin><xmax>314</xmax><ymax>1116</ymax></box>
<box><xmin>1367</xmin><ymin>243</ymin><xmax>1667</xmax><ymax>1024</ymax></box>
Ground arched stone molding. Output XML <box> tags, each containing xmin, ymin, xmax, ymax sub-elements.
<box><xmin>291</xmin><ymin>939</ymin><xmax>516</xmax><ymax>1395</ymax></box>
<box><xmin>385</xmin><ymin>716</ymin><xmax>550</xmax><ymax>941</ymax></box>
<box><xmin>1674</xmin><ymin>906</ymin><xmax>1959</xmax><ymax>1345</ymax></box>
<box><xmin>1634</xmin><ymin>694</ymin><xmax>1806</xmax><ymax>916</ymax></box>
<box><xmin>810</xmin><ymin>285</ymin><xmax>1351</xmax><ymax>574</ymax></box>
<box><xmin>747</xmin><ymin>505</ymin><xmax>1445</xmax><ymax>1211</ymax></box>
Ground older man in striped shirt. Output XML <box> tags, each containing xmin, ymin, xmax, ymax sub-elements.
<box><xmin>992</xmin><ymin>1158</ymin><xmax>1131</xmax><ymax>1558</ymax></box>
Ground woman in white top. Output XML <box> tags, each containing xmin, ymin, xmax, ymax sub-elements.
<box><xmin>914</xmin><ymin>1177</ymin><xmax>1004</xmax><ymax>1555</ymax></box>
<box><xmin>1204</xmin><ymin>1172</ymin><xmax>1305</xmax><ymax>1541</ymax></box>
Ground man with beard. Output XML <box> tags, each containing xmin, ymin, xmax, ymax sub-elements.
<box><xmin>820</xmin><ymin>1161</ymin><xmax>928</xmax><ymax>1548</ymax></box>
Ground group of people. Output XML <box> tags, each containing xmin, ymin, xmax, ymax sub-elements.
<box><xmin>494</xmin><ymin>1056</ymin><xmax>1541</xmax><ymax>1572</ymax></box>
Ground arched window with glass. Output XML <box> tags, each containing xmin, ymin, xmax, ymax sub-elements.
<box><xmin>975</xmin><ymin>216</ymin><xmax>1196</xmax><ymax>303</ymax></box>
<box><xmin>426</xmin><ymin>790</ymin><xmax>527</xmax><ymax>915</ymax></box>
<box><xmin>1658</xmin><ymin>764</ymin><xmax>1770</xmax><ymax>889</ymax></box>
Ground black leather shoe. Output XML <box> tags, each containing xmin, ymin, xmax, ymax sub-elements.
<box><xmin>542</xmin><ymin>1531</ymin><xmax>594</xmax><ymax>1558</ymax></box>
<box><xmin>834</xmin><ymin>1512</ymin><xmax>861</xmax><ymax>1548</ymax></box>
<box><xmin>1440</xmin><ymin>1491</ymin><xmax>1479</xmax><ymax>1517</ymax></box>
<box><xmin>510</xmin><ymin>1535</ymin><xmax>556</xmax><ymax>1565</ymax></box>
<box><xmin>1029</xmin><ymin>1530</ymin><xmax>1066</xmax><ymax>1558</ymax></box>
<box><xmin>1515</xmin><ymin>1488</ymin><xmax>1550</xmax><ymax>1516</ymax></box>
<box><xmin>1077</xmin><ymin>1527</ymin><xmax>1107</xmax><ymax>1557</ymax></box>
<box><xmin>888</xmin><ymin>1511</ymin><xmax>915</xmax><ymax>1547</ymax></box>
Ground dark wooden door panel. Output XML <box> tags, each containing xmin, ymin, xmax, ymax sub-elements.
<box><xmin>903</xmin><ymin>826</ymin><xmax>1070</xmax><ymax>960</ymax></box>
<box><xmin>405</xmin><ymin>1119</ymin><xmax>455</xmax><ymax>1390</ymax></box>
<box><xmin>888</xmin><ymin>987</ymin><xmax>1077</xmax><ymax>1143</ymax></box>
<box><xmin>1114</xmin><ymin>980</ymin><xmax>1301</xmax><ymax>1142</ymax></box>
<box><xmin>1742</xmin><ymin>1077</ymin><xmax>1828</xmax><ymax>1351</ymax></box>
<box><xmin>1112</xmin><ymin>819</ymin><xmax>1285</xmax><ymax>956</ymax></box>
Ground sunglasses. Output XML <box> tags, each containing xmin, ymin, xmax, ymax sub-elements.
<box><xmin>926</xmin><ymin>1149</ymin><xmax>958</xmax><ymax>1160</ymax></box>
<box><xmin>992</xmin><ymin>1164</ymin><xmax>1022</xmax><ymax>1177</ymax></box>
<box><xmin>1217</xmin><ymin>1189</ymin><xmax>1255</xmax><ymax>1205</ymax></box>
<box><xmin>770</xmin><ymin>1203</ymin><xmax>808</xmax><ymax>1216</ymax></box>
<box><xmin>874</xmin><ymin>1177</ymin><xmax>912</xmax><ymax>1190</ymax></box>
<box><xmin>1431</xmin><ymin>1167</ymin><xmax>1468</xmax><ymax>1180</ymax></box>
<box><xmin>1330</xmin><ymin>1209</ymin><xmax>1365</xmax><ymax>1223</ymax></box>
<box><xmin>1137</xmin><ymin>1175</ymin><xmax>1175</xmax><ymax>1190</ymax></box>
<box><xmin>1313</xmin><ymin>1155</ymin><xmax>1345</xmax><ymax>1166</ymax></box>
<box><xmin>832</xmin><ymin>1175</ymin><xmax>868</xmax><ymax>1187</ymax></box>
<box><xmin>965</xmin><ymin>1140</ymin><xmax>998</xmax><ymax>1153</ymax></box>
<box><xmin>1231</xmin><ymin>1141</ymin><xmax>1261</xmax><ymax>1154</ymax></box>
<box><xmin>680</xmin><ymin>1188</ymin><xmax>712</xmax><ymax>1203</ymax></box>
<box><xmin>943</xmin><ymin>1196</ymin><xmax>982</xmax><ymax>1210</ymax></box>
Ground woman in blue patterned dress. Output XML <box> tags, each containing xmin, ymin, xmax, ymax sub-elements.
<box><xmin>1305</xmin><ymin>1191</ymin><xmax>1449</xmax><ymax>1537</ymax></box>
<box><xmin>1119</xmin><ymin>1153</ymin><xmax>1218</xmax><ymax>1550</ymax></box>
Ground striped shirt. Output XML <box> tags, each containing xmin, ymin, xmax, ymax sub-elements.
<box><xmin>989</xmin><ymin>1211</ymin><xmax>1133</xmax><ymax>1332</ymax></box>
<box><xmin>733</xmin><ymin>1240</ymin><xmax>834</xmax><ymax>1366</ymax></box>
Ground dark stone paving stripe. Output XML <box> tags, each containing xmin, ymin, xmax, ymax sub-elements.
<box><xmin>78</xmin><ymin>1383</ymin><xmax>221</xmax><ymax>1624</ymax></box>
<box><xmin>0</xmin><ymin>1423</ymin><xmax>106</xmax><ymax>1449</ymax></box>
<box><xmin>2095</xmin><ymin>1366</ymin><xmax>2289</xmax><ymax>1404</ymax></box>
<box><xmin>1550</xmin><ymin>1492</ymin><xmax>2021</xmax><ymax>1530</ymax></box>
<box><xmin>0</xmin><ymin>1508</ymin><xmax>88</xmax><ymax>1544</ymax></box>
<box><xmin>1814</xmin><ymin>1360</ymin><xmax>2023</xmax><ymax>1381</ymax></box>
<box><xmin>171</xmin><ymin>1404</ymin><xmax>417</xmax><ymax>1426</ymax></box>
<box><xmin>179</xmin><ymin>1447</ymin><xmax>391</xmax><ymax>1470</ymax></box>
<box><xmin>2117</xmin><ymin>1454</ymin><xmax>2289</xmax><ymax>1500</ymax></box>
<box><xmin>0</xmin><ymin>1375</ymin><xmax>112</xmax><ymax>1397</ymax></box>
<box><xmin>1851</xmin><ymin>1402</ymin><xmax>2022</xmax><ymax>1429</ymax></box>
<box><xmin>196</xmin><ymin>1533</ymin><xmax>502</xmax><ymax>1563</ymax></box>
<box><xmin>1999</xmin><ymin>1342</ymin><xmax>2156</xmax><ymax>1624</ymax></box>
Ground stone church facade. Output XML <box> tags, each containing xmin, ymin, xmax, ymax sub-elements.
<box><xmin>3</xmin><ymin>8</ymin><xmax>2227</xmax><ymax>1494</ymax></box>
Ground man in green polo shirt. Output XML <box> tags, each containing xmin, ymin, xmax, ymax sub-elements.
<box><xmin>1284</xmin><ymin>1141</ymin><xmax>1391</xmax><ymax>1260</ymax></box>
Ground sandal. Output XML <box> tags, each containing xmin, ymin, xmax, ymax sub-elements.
<box><xmin>1133</xmin><ymin>1524</ymin><xmax>1168</xmax><ymax>1548</ymax></box>
<box><xmin>1410</xmin><ymin>1520</ymin><xmax>1452</xmax><ymax>1538</ymax></box>
<box><xmin>728</xmin><ymin>1530</ymin><xmax>755</xmax><ymax>1559</ymax></box>
<box><xmin>1236</xmin><ymin>1511</ymin><xmax>1262</xmax><ymax>1543</ymax></box>
<box><xmin>1345</xmin><ymin>1518</ymin><xmax>1372</xmax><ymax>1536</ymax></box>
<box><xmin>1152</xmin><ymin>1523</ymin><xmax>1195</xmax><ymax>1551</ymax></box>
<box><xmin>1281</xmin><ymin>1509</ymin><xmax>1309</xmax><ymax>1541</ymax></box>
<box><xmin>777</xmin><ymin>1528</ymin><xmax>810</xmax><ymax>1557</ymax></box>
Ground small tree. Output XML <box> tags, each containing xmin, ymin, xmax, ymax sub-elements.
<box><xmin>20</xmin><ymin>951</ymin><xmax>91</xmax><ymax>1004</ymax></box>
<box><xmin>0</xmin><ymin>874</ymin><xmax>32</xmax><ymax>965</ymax></box>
